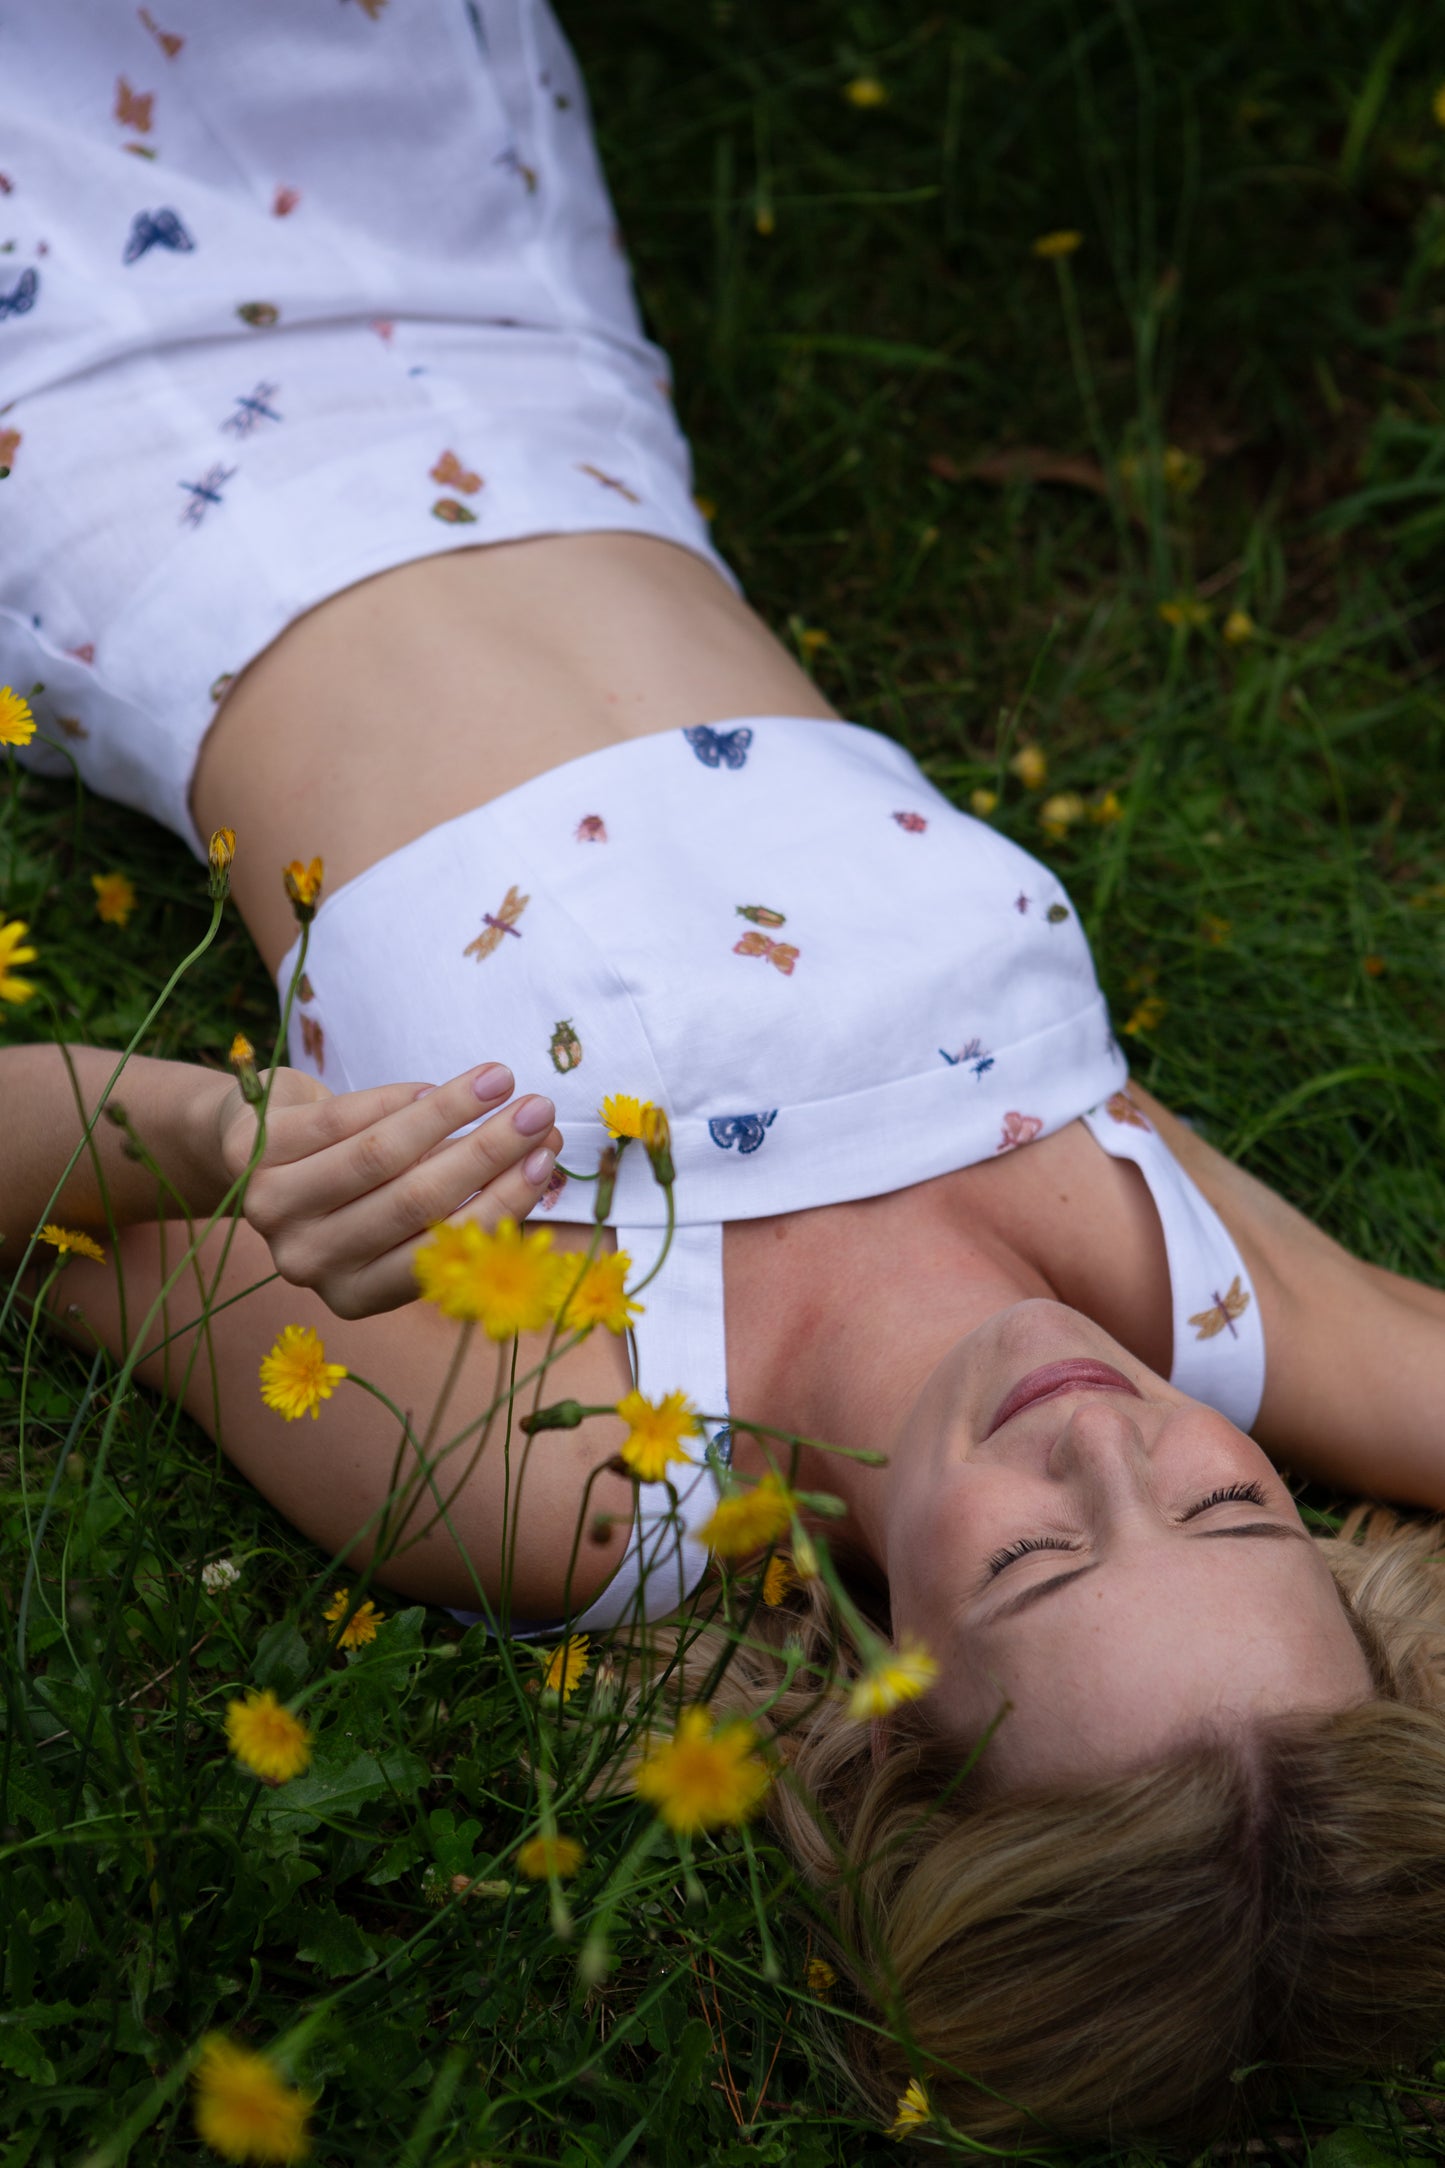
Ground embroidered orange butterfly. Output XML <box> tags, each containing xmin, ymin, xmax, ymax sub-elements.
<box><xmin>115</xmin><ymin>78</ymin><xmax>155</xmax><ymax>133</ymax></box>
<box><xmin>1189</xmin><ymin>1276</ymin><xmax>1251</xmax><ymax>1342</ymax></box>
<box><xmin>430</xmin><ymin>449</ymin><xmax>483</xmax><ymax>495</ymax></box>
<box><xmin>1106</xmin><ymin>1089</ymin><xmax>1151</xmax><ymax>1131</ymax></box>
<box><xmin>139</xmin><ymin>8</ymin><xmax>185</xmax><ymax>57</ymax></box>
<box><xmin>465</xmin><ymin>885</ymin><xmax>529</xmax><ymax>960</ymax></box>
<box><xmin>733</xmin><ymin>930</ymin><xmax>799</xmax><ymax>975</ymax></box>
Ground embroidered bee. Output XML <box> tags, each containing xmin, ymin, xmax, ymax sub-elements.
<box><xmin>1014</xmin><ymin>892</ymin><xmax>1030</xmax><ymax>915</ymax></box>
<box><xmin>1047</xmin><ymin>903</ymin><xmax>1070</xmax><ymax>924</ymax></box>
<box><xmin>735</xmin><ymin>905</ymin><xmax>786</xmax><ymax>927</ymax></box>
<box><xmin>272</xmin><ymin>186</ymin><xmax>300</xmax><ymax>217</ymax></box>
<box><xmin>123</xmin><ymin>208</ymin><xmax>194</xmax><ymax>264</ymax></box>
<box><xmin>574</xmin><ymin>814</ymin><xmax>607</xmax><ymax>843</ymax></box>
<box><xmin>430</xmin><ymin>449</ymin><xmax>483</xmax><ymax>494</ymax></box>
<box><xmin>300</xmin><ymin>1015</ymin><xmax>325</xmax><ymax>1072</ymax></box>
<box><xmin>684</xmin><ymin>723</ymin><xmax>752</xmax><ymax>770</ymax></box>
<box><xmin>996</xmin><ymin>1111</ymin><xmax>1043</xmax><ymax>1153</ymax></box>
<box><xmin>708</xmin><ymin>1110</ymin><xmax>777</xmax><ymax>1154</ymax></box>
<box><xmin>236</xmin><ymin>301</ymin><xmax>279</xmax><ymax>328</ymax></box>
<box><xmin>178</xmin><ymin>462</ymin><xmax>236</xmax><ymax>529</ymax></box>
<box><xmin>892</xmin><ymin>811</ymin><xmax>928</xmax><ymax>834</ymax></box>
<box><xmin>432</xmin><ymin>498</ymin><xmax>478</xmax><ymax>525</ymax></box>
<box><xmin>1105</xmin><ymin>1090</ymin><xmax>1151</xmax><ymax>1131</ymax></box>
<box><xmin>464</xmin><ymin>884</ymin><xmax>529</xmax><ymax>960</ymax></box>
<box><xmin>220</xmin><ymin>382</ymin><xmax>282</xmax><ymax>439</ymax></box>
<box><xmin>576</xmin><ymin>462</ymin><xmax>640</xmax><ymax>503</ymax></box>
<box><xmin>115</xmin><ymin>78</ymin><xmax>155</xmax><ymax>134</ymax></box>
<box><xmin>0</xmin><ymin>268</ymin><xmax>39</xmax><ymax>320</ymax></box>
<box><xmin>734</xmin><ymin>930</ymin><xmax>799</xmax><ymax>975</ymax></box>
<box><xmin>122</xmin><ymin>145</ymin><xmax>158</xmax><ymax>162</ymax></box>
<box><xmin>1189</xmin><ymin>1277</ymin><xmax>1252</xmax><ymax>1342</ymax></box>
<box><xmin>548</xmin><ymin>1019</ymin><xmax>583</xmax><ymax>1073</ymax></box>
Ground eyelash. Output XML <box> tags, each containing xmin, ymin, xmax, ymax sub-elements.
<box><xmin>985</xmin><ymin>1479</ymin><xmax>1270</xmax><ymax>1577</ymax></box>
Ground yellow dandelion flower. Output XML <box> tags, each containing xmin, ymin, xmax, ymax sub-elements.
<box><xmin>0</xmin><ymin>686</ymin><xmax>36</xmax><ymax>747</ymax></box>
<box><xmin>1090</xmin><ymin>789</ymin><xmax>1124</xmax><ymax>825</ymax></box>
<box><xmin>599</xmin><ymin>1092</ymin><xmax>651</xmax><ymax>1139</ymax></box>
<box><xmin>1032</xmin><ymin>229</ymin><xmax>1083</xmax><ymax>259</ymax></box>
<box><xmin>322</xmin><ymin>1589</ymin><xmax>380</xmax><ymax>1650</ymax></box>
<box><xmin>91</xmin><ymin>871</ymin><xmax>136</xmax><ymax>927</ymax></box>
<box><xmin>1223</xmin><ymin>607</ymin><xmax>1256</xmax><ymax>646</ymax></box>
<box><xmin>890</xmin><ymin>2077</ymin><xmax>931</xmax><ymax>2136</ymax></box>
<box><xmin>1157</xmin><ymin>596</ymin><xmax>1209</xmax><ymax>629</ymax></box>
<box><xmin>516</xmin><ymin>1831</ymin><xmax>586</xmax><ymax>1880</ymax></box>
<box><xmin>554</xmin><ymin>1249</ymin><xmax>642</xmax><ymax>1336</ymax></box>
<box><xmin>797</xmin><ymin>625</ymin><xmax>830</xmax><ymax>657</ymax></box>
<box><xmin>844</xmin><ymin>75</ymin><xmax>888</xmax><ymax>107</ymax></box>
<box><xmin>762</xmin><ymin>1554</ymin><xmax>794</xmax><ymax>1606</ymax></box>
<box><xmin>0</xmin><ymin>919</ymin><xmax>38</xmax><ymax>1005</ymax></box>
<box><xmin>632</xmin><ymin>1705</ymin><xmax>772</xmax><ymax>1833</ymax></box>
<box><xmin>968</xmin><ymin>786</ymin><xmax>998</xmax><ymax>818</ymax></box>
<box><xmin>230</xmin><ymin>1032</ymin><xmax>256</xmax><ymax>1067</ymax></box>
<box><xmin>616</xmin><ymin>1388</ymin><xmax>701</xmax><ymax>1481</ymax></box>
<box><xmin>412</xmin><ymin>1216</ymin><xmax>563</xmax><ymax>1339</ymax></box>
<box><xmin>38</xmin><ymin>1223</ymin><xmax>106</xmax><ymax>1265</ymax></box>
<box><xmin>806</xmin><ymin>1957</ymin><xmax>837</xmax><ymax>1994</ymax></box>
<box><xmin>1038</xmin><ymin>790</ymin><xmax>1085</xmax><ymax>840</ymax></box>
<box><xmin>1122</xmin><ymin>993</ymin><xmax>1168</xmax><ymax>1036</ymax></box>
<box><xmin>542</xmin><ymin>1634</ymin><xmax>591</xmax><ymax>1700</ymax></box>
<box><xmin>1433</xmin><ymin>82</ymin><xmax>1445</xmax><ymax>128</ymax></box>
<box><xmin>700</xmin><ymin>1472</ymin><xmax>797</xmax><ymax>1560</ymax></box>
<box><xmin>192</xmin><ymin>2033</ymin><xmax>311</xmax><ymax>2164</ymax></box>
<box><xmin>1008</xmin><ymin>743</ymin><xmax>1047</xmax><ymax>790</ymax></box>
<box><xmin>847</xmin><ymin>1636</ymin><xmax>939</xmax><ymax>1720</ymax></box>
<box><xmin>258</xmin><ymin>1324</ymin><xmax>348</xmax><ymax>1421</ymax></box>
<box><xmin>282</xmin><ymin>856</ymin><xmax>323</xmax><ymax>923</ymax></box>
<box><xmin>224</xmin><ymin>1689</ymin><xmax>313</xmax><ymax>1785</ymax></box>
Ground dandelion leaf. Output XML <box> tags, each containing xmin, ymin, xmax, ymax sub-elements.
<box><xmin>252</xmin><ymin>1616</ymin><xmax>309</xmax><ymax>1696</ymax></box>
<box><xmin>285</xmin><ymin>1897</ymin><xmax>378</xmax><ymax>1977</ymax></box>
<box><xmin>255</xmin><ymin>1745</ymin><xmax>429</xmax><ymax>1835</ymax></box>
<box><xmin>0</xmin><ymin>2028</ymin><xmax>56</xmax><ymax>2087</ymax></box>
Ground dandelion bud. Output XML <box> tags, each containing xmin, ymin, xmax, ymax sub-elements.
<box><xmin>207</xmin><ymin>826</ymin><xmax>236</xmax><ymax>902</ymax></box>
<box><xmin>228</xmin><ymin>1032</ymin><xmax>263</xmax><ymax>1105</ymax></box>
<box><xmin>792</xmin><ymin>1532</ymin><xmax>821</xmax><ymax>1581</ymax></box>
<box><xmin>520</xmin><ymin>1398</ymin><xmax>585</xmax><ymax>1435</ymax></box>
<box><xmin>591</xmin><ymin>1653</ymin><xmax>620</xmax><ymax>1713</ymax></box>
<box><xmin>282</xmin><ymin>855</ymin><xmax>324</xmax><ymax>925</ymax></box>
<box><xmin>640</xmin><ymin>1103</ymin><xmax>674</xmax><ymax>1189</ymax></box>
<box><xmin>594</xmin><ymin>1142</ymin><xmax>618</xmax><ymax>1223</ymax></box>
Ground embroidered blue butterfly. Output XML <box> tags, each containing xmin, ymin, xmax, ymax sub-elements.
<box><xmin>708</xmin><ymin>1110</ymin><xmax>776</xmax><ymax>1154</ymax></box>
<box><xmin>123</xmin><ymin>208</ymin><xmax>196</xmax><ymax>265</ymax></box>
<box><xmin>684</xmin><ymin>724</ymin><xmax>752</xmax><ymax>770</ymax></box>
<box><xmin>708</xmin><ymin>1425</ymin><xmax>735</xmax><ymax>1470</ymax></box>
<box><xmin>0</xmin><ymin>268</ymin><xmax>38</xmax><ymax>321</ymax></box>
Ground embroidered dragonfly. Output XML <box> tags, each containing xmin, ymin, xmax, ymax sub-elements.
<box><xmin>464</xmin><ymin>884</ymin><xmax>529</xmax><ymax>960</ymax></box>
<box><xmin>684</xmin><ymin>723</ymin><xmax>752</xmax><ymax>770</ymax></box>
<box><xmin>939</xmin><ymin>1039</ymin><xmax>995</xmax><ymax>1078</ymax></box>
<box><xmin>0</xmin><ymin>268</ymin><xmax>39</xmax><ymax>321</ymax></box>
<box><xmin>123</xmin><ymin>206</ymin><xmax>195</xmax><ymax>264</ymax></box>
<box><xmin>733</xmin><ymin>930</ymin><xmax>799</xmax><ymax>975</ymax></box>
<box><xmin>708</xmin><ymin>1111</ymin><xmax>777</xmax><ymax>1154</ymax></box>
<box><xmin>220</xmin><ymin>382</ymin><xmax>282</xmax><ymax>438</ymax></box>
<box><xmin>1189</xmin><ymin>1277</ymin><xmax>1252</xmax><ymax>1342</ymax></box>
<box><xmin>576</xmin><ymin>461</ymin><xmax>639</xmax><ymax>502</ymax></box>
<box><xmin>178</xmin><ymin>462</ymin><xmax>236</xmax><ymax>528</ymax></box>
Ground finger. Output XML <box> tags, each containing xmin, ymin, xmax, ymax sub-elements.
<box><xmin>333</xmin><ymin>1124</ymin><xmax>565</xmax><ymax>1316</ymax></box>
<box><xmin>321</xmin><ymin>1095</ymin><xmax>560</xmax><ymax>1265</ymax></box>
<box><xmin>262</xmin><ymin>1061</ymin><xmax>516</xmax><ymax>1208</ymax></box>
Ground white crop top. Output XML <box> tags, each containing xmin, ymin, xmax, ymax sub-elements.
<box><xmin>272</xmin><ymin>715</ymin><xmax>1266</xmax><ymax>1637</ymax></box>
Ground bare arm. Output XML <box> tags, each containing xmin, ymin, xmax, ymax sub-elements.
<box><xmin>1131</xmin><ymin>1086</ymin><xmax>1445</xmax><ymax>1510</ymax></box>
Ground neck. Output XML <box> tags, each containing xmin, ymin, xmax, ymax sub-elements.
<box><xmin>725</xmin><ymin>1190</ymin><xmax>1053</xmax><ymax>1574</ymax></box>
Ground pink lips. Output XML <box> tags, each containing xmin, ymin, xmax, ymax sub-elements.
<box><xmin>984</xmin><ymin>1358</ymin><xmax>1141</xmax><ymax>1439</ymax></box>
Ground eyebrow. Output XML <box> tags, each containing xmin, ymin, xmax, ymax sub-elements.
<box><xmin>987</xmin><ymin>1522</ymin><xmax>1312</xmax><ymax>1623</ymax></box>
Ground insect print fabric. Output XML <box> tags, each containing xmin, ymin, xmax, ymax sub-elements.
<box><xmin>733</xmin><ymin>930</ymin><xmax>799</xmax><ymax>975</ymax></box>
<box><xmin>1189</xmin><ymin>1276</ymin><xmax>1252</xmax><ymax>1341</ymax></box>
<box><xmin>122</xmin><ymin>207</ymin><xmax>195</xmax><ymax>263</ymax></box>
<box><xmin>464</xmin><ymin>885</ymin><xmax>529</xmax><ymax>960</ymax></box>
<box><xmin>708</xmin><ymin>1112</ymin><xmax>777</xmax><ymax>1154</ymax></box>
<box><xmin>684</xmin><ymin>724</ymin><xmax>752</xmax><ymax>769</ymax></box>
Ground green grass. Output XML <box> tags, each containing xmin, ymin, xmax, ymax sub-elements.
<box><xmin>4</xmin><ymin>0</ymin><xmax>1445</xmax><ymax>2159</ymax></box>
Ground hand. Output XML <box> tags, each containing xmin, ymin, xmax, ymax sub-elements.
<box><xmin>215</xmin><ymin>1062</ymin><xmax>563</xmax><ymax>1318</ymax></box>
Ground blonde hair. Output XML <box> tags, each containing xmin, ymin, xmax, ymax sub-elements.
<box><xmin>610</xmin><ymin>1504</ymin><xmax>1445</xmax><ymax>2148</ymax></box>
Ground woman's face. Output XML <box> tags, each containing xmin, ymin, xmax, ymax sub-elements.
<box><xmin>884</xmin><ymin>1300</ymin><xmax>1374</xmax><ymax>1788</ymax></box>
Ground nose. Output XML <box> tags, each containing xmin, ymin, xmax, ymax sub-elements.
<box><xmin>1046</xmin><ymin>1394</ymin><xmax>1154</xmax><ymax>1497</ymax></box>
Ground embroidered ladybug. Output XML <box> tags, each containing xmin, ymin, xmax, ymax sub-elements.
<box><xmin>236</xmin><ymin>301</ymin><xmax>280</xmax><ymax>328</ymax></box>
<box><xmin>735</xmin><ymin>904</ymin><xmax>786</xmax><ymax>927</ymax></box>
<box><xmin>1047</xmin><ymin>902</ymin><xmax>1070</xmax><ymax>923</ymax></box>
<box><xmin>548</xmin><ymin>1018</ymin><xmax>583</xmax><ymax>1073</ymax></box>
<box><xmin>575</xmin><ymin>814</ymin><xmax>607</xmax><ymax>843</ymax></box>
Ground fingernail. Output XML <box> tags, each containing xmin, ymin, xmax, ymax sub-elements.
<box><xmin>523</xmin><ymin>1146</ymin><xmax>555</xmax><ymax>1185</ymax></box>
<box><xmin>472</xmin><ymin>1062</ymin><xmax>513</xmax><ymax>1101</ymax></box>
<box><xmin>513</xmin><ymin>1094</ymin><xmax>555</xmax><ymax>1136</ymax></box>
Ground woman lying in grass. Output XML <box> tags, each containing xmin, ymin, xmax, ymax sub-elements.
<box><xmin>7</xmin><ymin>0</ymin><xmax>1445</xmax><ymax>2147</ymax></box>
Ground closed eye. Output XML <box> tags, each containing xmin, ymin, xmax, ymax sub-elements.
<box><xmin>985</xmin><ymin>1478</ymin><xmax>1271</xmax><ymax>1577</ymax></box>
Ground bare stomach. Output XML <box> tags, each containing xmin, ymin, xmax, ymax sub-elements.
<box><xmin>191</xmin><ymin>531</ymin><xmax>841</xmax><ymax>976</ymax></box>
